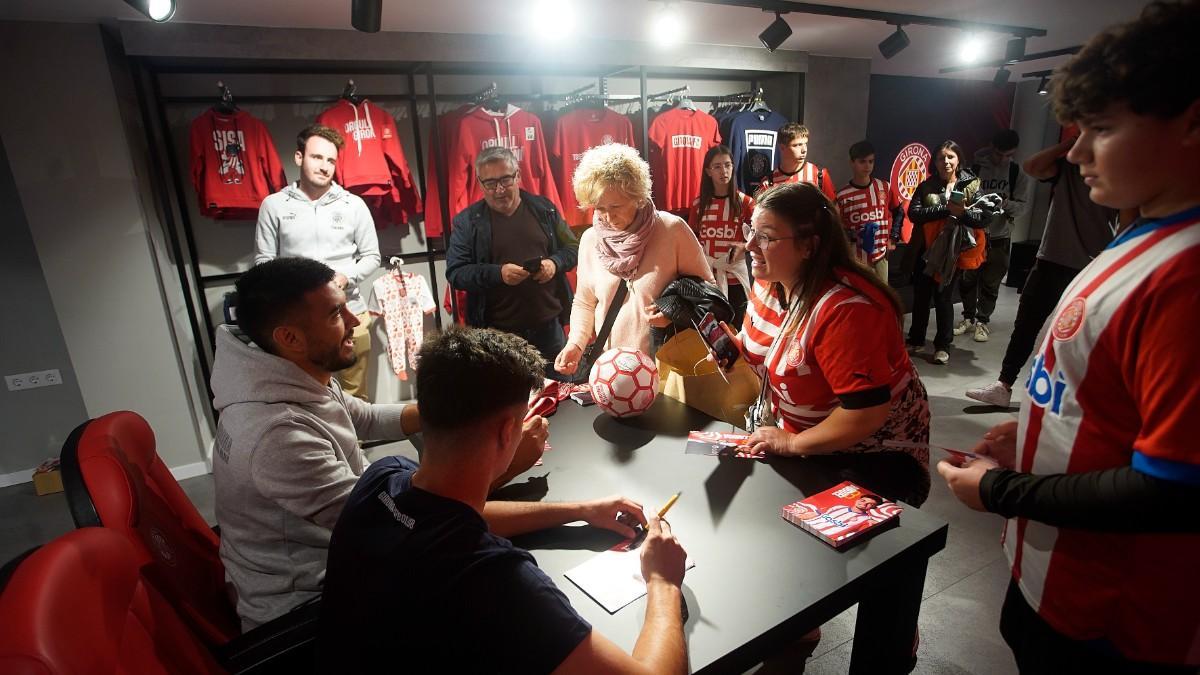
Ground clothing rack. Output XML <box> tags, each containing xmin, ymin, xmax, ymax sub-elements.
<box><xmin>648</xmin><ymin>84</ymin><xmax>689</xmax><ymax>101</ymax></box>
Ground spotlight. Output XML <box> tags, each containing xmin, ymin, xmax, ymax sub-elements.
<box><xmin>651</xmin><ymin>3</ymin><xmax>685</xmax><ymax>48</ymax></box>
<box><xmin>878</xmin><ymin>25</ymin><xmax>910</xmax><ymax>60</ymax></box>
<box><xmin>530</xmin><ymin>0</ymin><xmax>578</xmax><ymax>42</ymax></box>
<box><xmin>993</xmin><ymin>67</ymin><xmax>1012</xmax><ymax>87</ymax></box>
<box><xmin>1037</xmin><ymin>76</ymin><xmax>1050</xmax><ymax>95</ymax></box>
<box><xmin>759</xmin><ymin>13</ymin><xmax>792</xmax><ymax>53</ymax></box>
<box><xmin>352</xmin><ymin>0</ymin><xmax>382</xmax><ymax>33</ymax></box>
<box><xmin>1005</xmin><ymin>37</ymin><xmax>1026</xmax><ymax>63</ymax></box>
<box><xmin>122</xmin><ymin>0</ymin><xmax>176</xmax><ymax>22</ymax></box>
<box><xmin>958</xmin><ymin>33</ymin><xmax>985</xmax><ymax>64</ymax></box>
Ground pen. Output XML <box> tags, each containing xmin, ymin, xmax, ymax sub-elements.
<box><xmin>657</xmin><ymin>492</ymin><xmax>681</xmax><ymax>519</ymax></box>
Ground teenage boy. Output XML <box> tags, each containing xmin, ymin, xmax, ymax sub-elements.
<box><xmin>757</xmin><ymin>123</ymin><xmax>836</xmax><ymax>201</ymax></box>
<box><xmin>835</xmin><ymin>140</ymin><xmax>904</xmax><ymax>282</ymax></box>
<box><xmin>938</xmin><ymin>2</ymin><xmax>1200</xmax><ymax>672</ymax></box>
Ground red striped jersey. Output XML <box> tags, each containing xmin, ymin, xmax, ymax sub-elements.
<box><xmin>836</xmin><ymin>178</ymin><xmax>901</xmax><ymax>264</ymax></box>
<box><xmin>687</xmin><ymin>192</ymin><xmax>755</xmax><ymax>285</ymax></box>
<box><xmin>1007</xmin><ymin>207</ymin><xmax>1200</xmax><ymax>665</ymax></box>
<box><xmin>740</xmin><ymin>271</ymin><xmax>912</xmax><ymax>434</ymax></box>
<box><xmin>757</xmin><ymin>162</ymin><xmax>836</xmax><ymax>201</ymax></box>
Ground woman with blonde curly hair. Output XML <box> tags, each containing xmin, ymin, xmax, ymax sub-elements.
<box><xmin>554</xmin><ymin>143</ymin><xmax>714</xmax><ymax>376</ymax></box>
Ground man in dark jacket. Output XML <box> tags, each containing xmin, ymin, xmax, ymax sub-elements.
<box><xmin>446</xmin><ymin>147</ymin><xmax>579</xmax><ymax>377</ymax></box>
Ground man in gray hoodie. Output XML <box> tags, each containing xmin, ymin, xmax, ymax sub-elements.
<box><xmin>955</xmin><ymin>129</ymin><xmax>1029</xmax><ymax>343</ymax></box>
<box><xmin>212</xmin><ymin>257</ymin><xmax>547</xmax><ymax>629</ymax></box>
<box><xmin>254</xmin><ymin>124</ymin><xmax>379</xmax><ymax>400</ymax></box>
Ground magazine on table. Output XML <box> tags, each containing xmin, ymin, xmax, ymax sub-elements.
<box><xmin>684</xmin><ymin>430</ymin><xmax>765</xmax><ymax>459</ymax></box>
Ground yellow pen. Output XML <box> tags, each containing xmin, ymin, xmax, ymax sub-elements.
<box><xmin>657</xmin><ymin>492</ymin><xmax>681</xmax><ymax>519</ymax></box>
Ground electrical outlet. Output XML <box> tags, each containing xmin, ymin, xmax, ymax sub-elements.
<box><xmin>5</xmin><ymin>369</ymin><xmax>63</xmax><ymax>391</ymax></box>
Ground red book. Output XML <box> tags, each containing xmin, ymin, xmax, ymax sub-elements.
<box><xmin>781</xmin><ymin>481</ymin><xmax>902</xmax><ymax>549</ymax></box>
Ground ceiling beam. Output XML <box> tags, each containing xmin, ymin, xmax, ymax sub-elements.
<box><xmin>687</xmin><ymin>0</ymin><xmax>1048</xmax><ymax>37</ymax></box>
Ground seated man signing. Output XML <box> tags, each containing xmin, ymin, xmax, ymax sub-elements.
<box><xmin>211</xmin><ymin>257</ymin><xmax>546</xmax><ymax>629</ymax></box>
<box><xmin>318</xmin><ymin>327</ymin><xmax>689</xmax><ymax>675</ymax></box>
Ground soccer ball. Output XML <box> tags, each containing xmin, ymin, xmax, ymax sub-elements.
<box><xmin>589</xmin><ymin>348</ymin><xmax>659</xmax><ymax>418</ymax></box>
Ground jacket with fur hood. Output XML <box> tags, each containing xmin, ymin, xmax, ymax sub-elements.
<box><xmin>210</xmin><ymin>325</ymin><xmax>409</xmax><ymax>629</ymax></box>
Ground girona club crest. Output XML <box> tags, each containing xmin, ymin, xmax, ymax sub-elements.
<box><xmin>889</xmin><ymin>143</ymin><xmax>931</xmax><ymax>243</ymax></box>
<box><xmin>1052</xmin><ymin>297</ymin><xmax>1086</xmax><ymax>341</ymax></box>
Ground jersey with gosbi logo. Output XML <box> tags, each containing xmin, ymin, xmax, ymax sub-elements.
<box><xmin>687</xmin><ymin>192</ymin><xmax>756</xmax><ymax>285</ymax></box>
<box><xmin>836</xmin><ymin>178</ymin><xmax>902</xmax><ymax>264</ymax></box>
<box><xmin>1009</xmin><ymin>207</ymin><xmax>1200</xmax><ymax>665</ymax></box>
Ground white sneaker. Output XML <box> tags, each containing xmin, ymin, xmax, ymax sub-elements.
<box><xmin>953</xmin><ymin>318</ymin><xmax>975</xmax><ymax>336</ymax></box>
<box><xmin>973</xmin><ymin>322</ymin><xmax>991</xmax><ymax>342</ymax></box>
<box><xmin>933</xmin><ymin>350</ymin><xmax>950</xmax><ymax>365</ymax></box>
<box><xmin>966</xmin><ymin>380</ymin><xmax>1012</xmax><ymax>407</ymax></box>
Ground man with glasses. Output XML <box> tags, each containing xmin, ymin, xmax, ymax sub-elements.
<box><xmin>446</xmin><ymin>147</ymin><xmax>579</xmax><ymax>378</ymax></box>
<box><xmin>955</xmin><ymin>129</ymin><xmax>1029</xmax><ymax>343</ymax></box>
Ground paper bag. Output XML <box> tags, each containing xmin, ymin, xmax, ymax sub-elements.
<box><xmin>656</xmin><ymin>329</ymin><xmax>761</xmax><ymax>428</ymax></box>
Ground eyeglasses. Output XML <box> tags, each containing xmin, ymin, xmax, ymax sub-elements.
<box><xmin>480</xmin><ymin>173</ymin><xmax>517</xmax><ymax>191</ymax></box>
<box><xmin>742</xmin><ymin>224</ymin><xmax>797</xmax><ymax>249</ymax></box>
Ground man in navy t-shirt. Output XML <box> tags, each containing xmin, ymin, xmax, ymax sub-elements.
<box><xmin>319</xmin><ymin>327</ymin><xmax>689</xmax><ymax>674</ymax></box>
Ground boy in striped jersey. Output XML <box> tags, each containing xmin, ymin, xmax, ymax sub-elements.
<box><xmin>835</xmin><ymin>140</ymin><xmax>903</xmax><ymax>282</ymax></box>
<box><xmin>757</xmin><ymin>123</ymin><xmax>837</xmax><ymax>201</ymax></box>
<box><xmin>938</xmin><ymin>2</ymin><xmax>1200</xmax><ymax>671</ymax></box>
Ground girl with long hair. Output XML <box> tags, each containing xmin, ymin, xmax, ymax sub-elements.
<box><xmin>688</xmin><ymin>145</ymin><xmax>756</xmax><ymax>324</ymax></box>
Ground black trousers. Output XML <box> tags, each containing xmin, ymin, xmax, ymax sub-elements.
<box><xmin>960</xmin><ymin>237</ymin><xmax>1011</xmax><ymax>324</ymax></box>
<box><xmin>908</xmin><ymin>270</ymin><xmax>958</xmax><ymax>350</ymax></box>
<box><xmin>999</xmin><ymin>580</ymin><xmax>1197</xmax><ymax>674</ymax></box>
<box><xmin>499</xmin><ymin>317</ymin><xmax>567</xmax><ymax>382</ymax></box>
<box><xmin>998</xmin><ymin>259</ymin><xmax>1080</xmax><ymax>386</ymax></box>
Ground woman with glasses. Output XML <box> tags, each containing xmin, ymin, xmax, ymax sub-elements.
<box><xmin>688</xmin><ymin>145</ymin><xmax>756</xmax><ymax>326</ymax></box>
<box><xmin>554</xmin><ymin>143</ymin><xmax>713</xmax><ymax>377</ymax></box>
<box><xmin>738</xmin><ymin>182</ymin><xmax>931</xmax><ymax>506</ymax></box>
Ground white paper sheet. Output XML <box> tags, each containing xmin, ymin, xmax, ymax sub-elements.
<box><xmin>564</xmin><ymin>541</ymin><xmax>695</xmax><ymax>614</ymax></box>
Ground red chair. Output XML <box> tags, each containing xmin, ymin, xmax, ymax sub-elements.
<box><xmin>59</xmin><ymin>410</ymin><xmax>241</xmax><ymax>645</ymax></box>
<box><xmin>0</xmin><ymin>527</ymin><xmax>226</xmax><ymax>674</ymax></box>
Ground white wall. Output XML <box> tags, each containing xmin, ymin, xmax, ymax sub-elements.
<box><xmin>0</xmin><ymin>21</ymin><xmax>209</xmax><ymax>475</ymax></box>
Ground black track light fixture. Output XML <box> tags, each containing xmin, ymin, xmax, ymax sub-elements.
<box><xmin>1005</xmin><ymin>37</ymin><xmax>1027</xmax><ymax>63</ymax></box>
<box><xmin>352</xmin><ymin>0</ymin><xmax>382</xmax><ymax>33</ymax></box>
<box><xmin>993</xmin><ymin>67</ymin><xmax>1012</xmax><ymax>87</ymax></box>
<box><xmin>759</xmin><ymin>12</ymin><xmax>792</xmax><ymax>53</ymax></box>
<box><xmin>878</xmin><ymin>24</ymin><xmax>910</xmax><ymax>59</ymax></box>
<box><xmin>1037</xmin><ymin>76</ymin><xmax>1050</xmax><ymax>95</ymax></box>
<box><xmin>122</xmin><ymin>0</ymin><xmax>176</xmax><ymax>22</ymax></box>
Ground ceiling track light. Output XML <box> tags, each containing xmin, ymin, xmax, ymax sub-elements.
<box><xmin>1037</xmin><ymin>76</ymin><xmax>1050</xmax><ymax>95</ymax></box>
<box><xmin>759</xmin><ymin>12</ymin><xmax>792</xmax><ymax>53</ymax></box>
<box><xmin>352</xmin><ymin>0</ymin><xmax>382</xmax><ymax>33</ymax></box>
<box><xmin>1005</xmin><ymin>37</ymin><xmax>1027</xmax><ymax>63</ymax></box>
<box><xmin>878</xmin><ymin>24</ymin><xmax>910</xmax><ymax>60</ymax></box>
<box><xmin>993</xmin><ymin>67</ymin><xmax>1012</xmax><ymax>87</ymax></box>
<box><xmin>122</xmin><ymin>0</ymin><xmax>176</xmax><ymax>22</ymax></box>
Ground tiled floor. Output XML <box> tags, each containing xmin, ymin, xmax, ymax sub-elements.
<box><xmin>0</xmin><ymin>286</ymin><xmax>1028</xmax><ymax>674</ymax></box>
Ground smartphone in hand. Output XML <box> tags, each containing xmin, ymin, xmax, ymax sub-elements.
<box><xmin>695</xmin><ymin>311</ymin><xmax>740</xmax><ymax>375</ymax></box>
<box><xmin>521</xmin><ymin>256</ymin><xmax>544</xmax><ymax>274</ymax></box>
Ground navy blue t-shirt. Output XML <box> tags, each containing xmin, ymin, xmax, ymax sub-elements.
<box><xmin>318</xmin><ymin>456</ymin><xmax>592</xmax><ymax>674</ymax></box>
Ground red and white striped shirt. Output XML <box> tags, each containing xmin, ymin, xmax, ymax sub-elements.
<box><xmin>836</xmin><ymin>178</ymin><xmax>901</xmax><ymax>264</ymax></box>
<box><xmin>687</xmin><ymin>192</ymin><xmax>755</xmax><ymax>285</ymax></box>
<box><xmin>757</xmin><ymin>162</ymin><xmax>836</xmax><ymax>201</ymax></box>
<box><xmin>740</xmin><ymin>271</ymin><xmax>912</xmax><ymax>434</ymax></box>
<box><xmin>1008</xmin><ymin>207</ymin><xmax>1200</xmax><ymax>665</ymax></box>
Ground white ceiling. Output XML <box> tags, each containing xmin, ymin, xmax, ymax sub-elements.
<box><xmin>1</xmin><ymin>0</ymin><xmax>1148</xmax><ymax>79</ymax></box>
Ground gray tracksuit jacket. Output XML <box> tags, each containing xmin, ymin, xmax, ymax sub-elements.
<box><xmin>971</xmin><ymin>148</ymin><xmax>1029</xmax><ymax>242</ymax></box>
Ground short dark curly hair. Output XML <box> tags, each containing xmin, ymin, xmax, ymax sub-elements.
<box><xmin>415</xmin><ymin>328</ymin><xmax>544</xmax><ymax>433</ymax></box>
<box><xmin>1053</xmin><ymin>1</ymin><xmax>1200</xmax><ymax>122</ymax></box>
<box><xmin>235</xmin><ymin>257</ymin><xmax>335</xmax><ymax>354</ymax></box>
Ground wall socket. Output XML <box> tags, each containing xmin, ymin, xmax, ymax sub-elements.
<box><xmin>5</xmin><ymin>369</ymin><xmax>63</xmax><ymax>391</ymax></box>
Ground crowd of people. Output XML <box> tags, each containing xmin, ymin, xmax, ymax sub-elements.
<box><xmin>220</xmin><ymin>2</ymin><xmax>1199</xmax><ymax>672</ymax></box>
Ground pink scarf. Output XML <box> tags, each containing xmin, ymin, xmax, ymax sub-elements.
<box><xmin>592</xmin><ymin>202</ymin><xmax>659</xmax><ymax>279</ymax></box>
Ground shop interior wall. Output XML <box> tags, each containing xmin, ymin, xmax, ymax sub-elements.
<box><xmin>165</xmin><ymin>69</ymin><xmax>789</xmax><ymax>405</ymax></box>
<box><xmin>1009</xmin><ymin>78</ymin><xmax>1062</xmax><ymax>243</ymax></box>
<box><xmin>0</xmin><ymin>21</ymin><xmax>211</xmax><ymax>478</ymax></box>
<box><xmin>803</xmin><ymin>55</ymin><xmax>871</xmax><ymax>189</ymax></box>
<box><xmin>0</xmin><ymin>137</ymin><xmax>89</xmax><ymax>484</ymax></box>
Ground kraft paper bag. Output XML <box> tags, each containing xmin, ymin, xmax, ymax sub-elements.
<box><xmin>656</xmin><ymin>329</ymin><xmax>761</xmax><ymax>428</ymax></box>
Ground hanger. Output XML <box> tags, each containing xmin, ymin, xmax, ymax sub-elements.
<box><xmin>214</xmin><ymin>81</ymin><xmax>238</xmax><ymax>114</ymax></box>
<box><xmin>341</xmin><ymin>79</ymin><xmax>364</xmax><ymax>106</ymax></box>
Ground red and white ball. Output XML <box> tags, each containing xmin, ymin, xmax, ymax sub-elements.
<box><xmin>589</xmin><ymin>348</ymin><xmax>659</xmax><ymax>418</ymax></box>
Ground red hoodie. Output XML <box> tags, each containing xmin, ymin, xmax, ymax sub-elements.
<box><xmin>440</xmin><ymin>105</ymin><xmax>564</xmax><ymax>232</ymax></box>
<box><xmin>422</xmin><ymin>104</ymin><xmax>472</xmax><ymax>238</ymax></box>
<box><xmin>189</xmin><ymin>109</ymin><xmax>286</xmax><ymax>220</ymax></box>
<box><xmin>315</xmin><ymin>99</ymin><xmax>422</xmax><ymax>225</ymax></box>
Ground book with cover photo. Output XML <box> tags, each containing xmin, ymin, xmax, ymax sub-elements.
<box><xmin>781</xmin><ymin>481</ymin><xmax>902</xmax><ymax>548</ymax></box>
